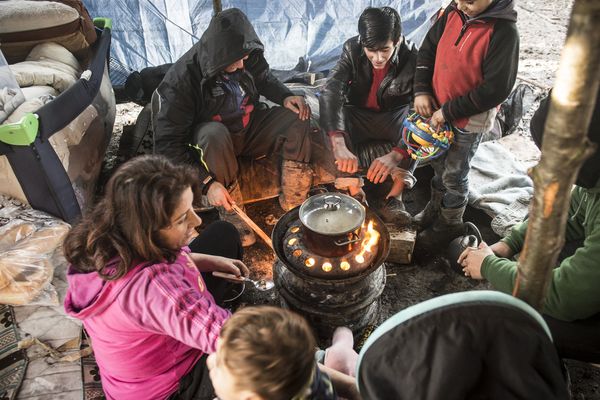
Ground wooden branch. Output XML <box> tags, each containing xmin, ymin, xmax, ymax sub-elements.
<box><xmin>231</xmin><ymin>204</ymin><xmax>274</xmax><ymax>249</ymax></box>
<box><xmin>212</xmin><ymin>0</ymin><xmax>222</xmax><ymax>14</ymax></box>
<box><xmin>515</xmin><ymin>0</ymin><xmax>600</xmax><ymax>310</ymax></box>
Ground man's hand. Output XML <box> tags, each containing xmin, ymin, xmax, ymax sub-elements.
<box><xmin>458</xmin><ymin>241</ymin><xmax>494</xmax><ymax>280</ymax></box>
<box><xmin>283</xmin><ymin>95</ymin><xmax>311</xmax><ymax>120</ymax></box>
<box><xmin>367</xmin><ymin>151</ymin><xmax>403</xmax><ymax>184</ymax></box>
<box><xmin>207</xmin><ymin>182</ymin><xmax>234</xmax><ymax>211</ymax></box>
<box><xmin>414</xmin><ymin>94</ymin><xmax>438</xmax><ymax>117</ymax></box>
<box><xmin>330</xmin><ymin>133</ymin><xmax>358</xmax><ymax>173</ymax></box>
<box><xmin>430</xmin><ymin>108</ymin><xmax>446</xmax><ymax>130</ymax></box>
<box><xmin>190</xmin><ymin>253</ymin><xmax>249</xmax><ymax>277</ymax></box>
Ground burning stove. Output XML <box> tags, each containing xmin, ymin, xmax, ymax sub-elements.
<box><xmin>273</xmin><ymin>193</ymin><xmax>390</xmax><ymax>338</ymax></box>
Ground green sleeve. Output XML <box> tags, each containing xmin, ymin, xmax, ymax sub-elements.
<box><xmin>500</xmin><ymin>220</ymin><xmax>528</xmax><ymax>255</ymax></box>
<box><xmin>481</xmin><ymin>255</ymin><xmax>518</xmax><ymax>294</ymax></box>
<box><xmin>542</xmin><ymin>219</ymin><xmax>600</xmax><ymax>321</ymax></box>
<box><xmin>564</xmin><ymin>186</ymin><xmax>587</xmax><ymax>242</ymax></box>
<box><xmin>483</xmin><ymin>208</ymin><xmax>600</xmax><ymax>321</ymax></box>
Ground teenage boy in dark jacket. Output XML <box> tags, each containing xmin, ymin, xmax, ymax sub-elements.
<box><xmin>154</xmin><ymin>8</ymin><xmax>312</xmax><ymax>246</ymax></box>
<box><xmin>319</xmin><ymin>7</ymin><xmax>418</xmax><ymax>222</ymax></box>
<box><xmin>413</xmin><ymin>0</ymin><xmax>519</xmax><ymax>247</ymax></box>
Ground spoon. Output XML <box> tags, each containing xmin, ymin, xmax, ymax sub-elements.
<box><xmin>212</xmin><ymin>271</ymin><xmax>275</xmax><ymax>291</ymax></box>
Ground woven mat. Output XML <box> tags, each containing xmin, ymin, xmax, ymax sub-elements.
<box><xmin>81</xmin><ymin>330</ymin><xmax>105</xmax><ymax>400</ymax></box>
<box><xmin>0</xmin><ymin>305</ymin><xmax>28</xmax><ymax>400</ymax></box>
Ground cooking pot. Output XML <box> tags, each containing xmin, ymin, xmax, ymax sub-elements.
<box><xmin>299</xmin><ymin>193</ymin><xmax>366</xmax><ymax>257</ymax></box>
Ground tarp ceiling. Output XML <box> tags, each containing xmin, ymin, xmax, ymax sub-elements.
<box><xmin>82</xmin><ymin>0</ymin><xmax>443</xmax><ymax>78</ymax></box>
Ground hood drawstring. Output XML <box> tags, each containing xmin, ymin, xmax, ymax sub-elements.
<box><xmin>582</xmin><ymin>191</ymin><xmax>599</xmax><ymax>228</ymax></box>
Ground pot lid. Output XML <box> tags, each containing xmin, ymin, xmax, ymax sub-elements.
<box><xmin>299</xmin><ymin>193</ymin><xmax>365</xmax><ymax>235</ymax></box>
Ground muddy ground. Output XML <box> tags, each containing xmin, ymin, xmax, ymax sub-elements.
<box><xmin>104</xmin><ymin>0</ymin><xmax>599</xmax><ymax>397</ymax></box>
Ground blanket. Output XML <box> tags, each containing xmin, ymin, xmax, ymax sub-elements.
<box><xmin>468</xmin><ymin>140</ymin><xmax>534</xmax><ymax>236</ymax></box>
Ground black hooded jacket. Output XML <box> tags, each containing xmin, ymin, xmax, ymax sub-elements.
<box><xmin>154</xmin><ymin>8</ymin><xmax>293</xmax><ymax>182</ymax></box>
<box><xmin>319</xmin><ymin>36</ymin><xmax>418</xmax><ymax>134</ymax></box>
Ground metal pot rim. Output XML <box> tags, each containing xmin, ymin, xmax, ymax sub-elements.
<box><xmin>299</xmin><ymin>193</ymin><xmax>366</xmax><ymax>235</ymax></box>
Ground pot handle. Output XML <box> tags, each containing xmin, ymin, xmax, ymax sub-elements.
<box><xmin>335</xmin><ymin>232</ymin><xmax>361</xmax><ymax>246</ymax></box>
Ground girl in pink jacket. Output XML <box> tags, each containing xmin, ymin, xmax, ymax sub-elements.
<box><xmin>64</xmin><ymin>155</ymin><xmax>249</xmax><ymax>400</ymax></box>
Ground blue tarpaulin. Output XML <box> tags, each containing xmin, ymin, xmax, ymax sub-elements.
<box><xmin>83</xmin><ymin>0</ymin><xmax>442</xmax><ymax>80</ymax></box>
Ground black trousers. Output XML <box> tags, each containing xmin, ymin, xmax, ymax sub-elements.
<box><xmin>169</xmin><ymin>220</ymin><xmax>242</xmax><ymax>400</ymax></box>
<box><xmin>192</xmin><ymin>106</ymin><xmax>311</xmax><ymax>187</ymax></box>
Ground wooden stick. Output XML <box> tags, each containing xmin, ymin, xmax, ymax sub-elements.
<box><xmin>231</xmin><ymin>204</ymin><xmax>274</xmax><ymax>249</ymax></box>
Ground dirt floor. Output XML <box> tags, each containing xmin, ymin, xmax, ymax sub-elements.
<box><xmin>104</xmin><ymin>0</ymin><xmax>600</xmax><ymax>397</ymax></box>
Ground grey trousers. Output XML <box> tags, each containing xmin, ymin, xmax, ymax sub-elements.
<box><xmin>192</xmin><ymin>106</ymin><xmax>311</xmax><ymax>187</ymax></box>
<box><xmin>429</xmin><ymin>127</ymin><xmax>483</xmax><ymax>209</ymax></box>
<box><xmin>343</xmin><ymin>105</ymin><xmax>409</xmax><ymax>149</ymax></box>
<box><xmin>321</xmin><ymin>105</ymin><xmax>410</xmax><ymax>178</ymax></box>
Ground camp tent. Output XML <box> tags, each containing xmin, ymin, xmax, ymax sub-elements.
<box><xmin>82</xmin><ymin>0</ymin><xmax>443</xmax><ymax>85</ymax></box>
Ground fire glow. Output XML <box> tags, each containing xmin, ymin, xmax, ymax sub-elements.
<box><xmin>355</xmin><ymin>220</ymin><xmax>380</xmax><ymax>264</ymax></box>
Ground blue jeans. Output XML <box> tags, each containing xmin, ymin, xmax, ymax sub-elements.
<box><xmin>430</xmin><ymin>127</ymin><xmax>483</xmax><ymax>209</ymax></box>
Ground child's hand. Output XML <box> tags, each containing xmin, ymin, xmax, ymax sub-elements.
<box><xmin>209</xmin><ymin>255</ymin><xmax>249</xmax><ymax>278</ymax></box>
<box><xmin>414</xmin><ymin>94</ymin><xmax>438</xmax><ymax>117</ymax></box>
<box><xmin>430</xmin><ymin>109</ymin><xmax>446</xmax><ymax>131</ymax></box>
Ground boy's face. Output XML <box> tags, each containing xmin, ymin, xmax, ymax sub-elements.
<box><xmin>207</xmin><ymin>340</ymin><xmax>259</xmax><ymax>400</ymax></box>
<box><xmin>224</xmin><ymin>54</ymin><xmax>250</xmax><ymax>73</ymax></box>
<box><xmin>455</xmin><ymin>0</ymin><xmax>494</xmax><ymax>18</ymax></box>
<box><xmin>363</xmin><ymin>39</ymin><xmax>396</xmax><ymax>69</ymax></box>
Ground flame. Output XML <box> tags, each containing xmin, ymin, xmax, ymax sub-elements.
<box><xmin>322</xmin><ymin>262</ymin><xmax>332</xmax><ymax>272</ymax></box>
<box><xmin>288</xmin><ymin>237</ymin><xmax>298</xmax><ymax>246</ymax></box>
<box><xmin>293</xmin><ymin>249</ymin><xmax>303</xmax><ymax>257</ymax></box>
<box><xmin>291</xmin><ymin>226</ymin><xmax>300</xmax><ymax>233</ymax></box>
<box><xmin>355</xmin><ymin>220</ymin><xmax>380</xmax><ymax>263</ymax></box>
<box><xmin>340</xmin><ymin>261</ymin><xmax>350</xmax><ymax>271</ymax></box>
<box><xmin>305</xmin><ymin>258</ymin><xmax>315</xmax><ymax>267</ymax></box>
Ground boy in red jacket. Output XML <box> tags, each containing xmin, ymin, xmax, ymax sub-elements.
<box><xmin>413</xmin><ymin>0</ymin><xmax>519</xmax><ymax>247</ymax></box>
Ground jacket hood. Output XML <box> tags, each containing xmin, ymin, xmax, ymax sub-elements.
<box><xmin>64</xmin><ymin>262</ymin><xmax>146</xmax><ymax>319</ymax></box>
<box><xmin>453</xmin><ymin>0</ymin><xmax>518</xmax><ymax>22</ymax></box>
<box><xmin>357</xmin><ymin>291</ymin><xmax>568</xmax><ymax>399</ymax></box>
<box><xmin>198</xmin><ymin>8</ymin><xmax>264</xmax><ymax>78</ymax></box>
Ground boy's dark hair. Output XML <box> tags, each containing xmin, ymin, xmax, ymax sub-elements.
<box><xmin>358</xmin><ymin>7</ymin><xmax>402</xmax><ymax>49</ymax></box>
<box><xmin>219</xmin><ymin>306</ymin><xmax>317</xmax><ymax>400</ymax></box>
<box><xmin>63</xmin><ymin>155</ymin><xmax>200</xmax><ymax>280</ymax></box>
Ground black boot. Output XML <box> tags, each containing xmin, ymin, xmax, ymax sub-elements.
<box><xmin>375</xmin><ymin>195</ymin><xmax>412</xmax><ymax>226</ymax></box>
<box><xmin>413</xmin><ymin>185</ymin><xmax>445</xmax><ymax>231</ymax></box>
<box><xmin>416</xmin><ymin>205</ymin><xmax>468</xmax><ymax>255</ymax></box>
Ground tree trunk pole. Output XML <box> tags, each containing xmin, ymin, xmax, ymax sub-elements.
<box><xmin>212</xmin><ymin>0</ymin><xmax>222</xmax><ymax>15</ymax></box>
<box><xmin>515</xmin><ymin>0</ymin><xmax>600</xmax><ymax>310</ymax></box>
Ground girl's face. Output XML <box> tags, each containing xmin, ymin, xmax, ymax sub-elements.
<box><xmin>207</xmin><ymin>341</ymin><xmax>259</xmax><ymax>400</ymax></box>
<box><xmin>455</xmin><ymin>0</ymin><xmax>494</xmax><ymax>18</ymax></box>
<box><xmin>158</xmin><ymin>187</ymin><xmax>202</xmax><ymax>250</ymax></box>
<box><xmin>363</xmin><ymin>39</ymin><xmax>396</xmax><ymax>69</ymax></box>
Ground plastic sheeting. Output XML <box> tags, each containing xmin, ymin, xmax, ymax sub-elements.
<box><xmin>83</xmin><ymin>0</ymin><xmax>443</xmax><ymax>75</ymax></box>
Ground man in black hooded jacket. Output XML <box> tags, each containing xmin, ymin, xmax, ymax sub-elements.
<box><xmin>154</xmin><ymin>8</ymin><xmax>311</xmax><ymax>246</ymax></box>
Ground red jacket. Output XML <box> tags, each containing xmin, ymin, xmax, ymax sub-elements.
<box><xmin>414</xmin><ymin>0</ymin><xmax>519</xmax><ymax>132</ymax></box>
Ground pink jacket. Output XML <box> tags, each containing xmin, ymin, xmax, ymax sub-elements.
<box><xmin>64</xmin><ymin>248</ymin><xmax>231</xmax><ymax>400</ymax></box>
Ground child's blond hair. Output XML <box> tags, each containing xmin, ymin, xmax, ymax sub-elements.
<box><xmin>219</xmin><ymin>306</ymin><xmax>317</xmax><ymax>400</ymax></box>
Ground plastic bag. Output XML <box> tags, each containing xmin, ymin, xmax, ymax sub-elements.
<box><xmin>0</xmin><ymin>195</ymin><xmax>70</xmax><ymax>306</ymax></box>
<box><xmin>0</xmin><ymin>49</ymin><xmax>25</xmax><ymax>124</ymax></box>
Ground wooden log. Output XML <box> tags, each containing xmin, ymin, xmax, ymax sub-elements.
<box><xmin>385</xmin><ymin>224</ymin><xmax>416</xmax><ymax>265</ymax></box>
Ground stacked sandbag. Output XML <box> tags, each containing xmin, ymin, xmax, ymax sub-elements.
<box><xmin>0</xmin><ymin>0</ymin><xmax>97</xmax><ymax>64</ymax></box>
<box><xmin>0</xmin><ymin>194</ymin><xmax>70</xmax><ymax>305</ymax></box>
<box><xmin>0</xmin><ymin>0</ymin><xmax>115</xmax><ymax>219</ymax></box>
